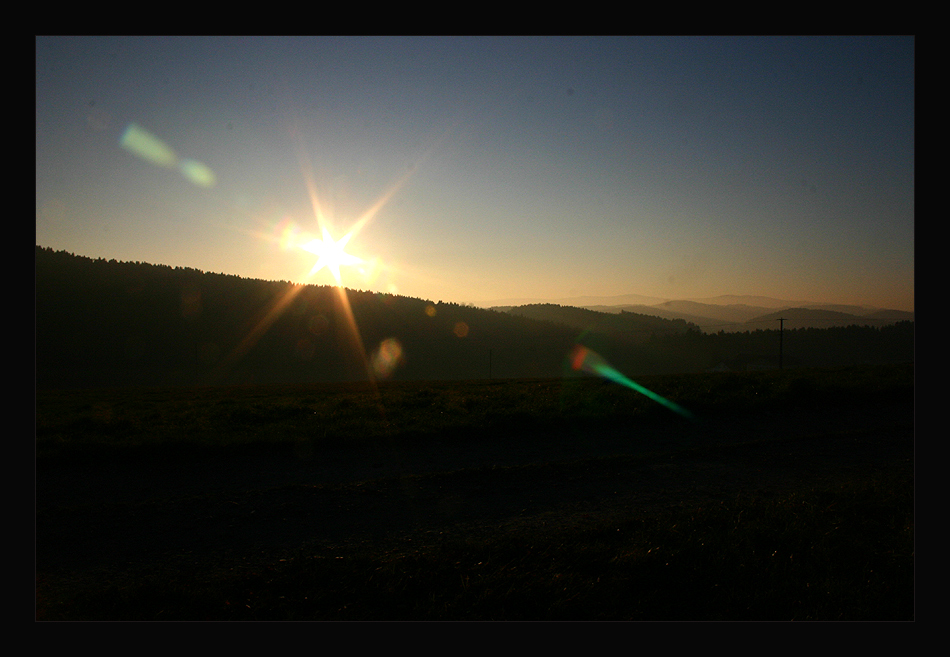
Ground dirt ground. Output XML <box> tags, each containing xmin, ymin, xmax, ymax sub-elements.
<box><xmin>36</xmin><ymin>398</ymin><xmax>913</xmax><ymax>585</ymax></box>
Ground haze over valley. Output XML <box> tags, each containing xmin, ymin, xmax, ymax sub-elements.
<box><xmin>486</xmin><ymin>293</ymin><xmax>912</xmax><ymax>331</ymax></box>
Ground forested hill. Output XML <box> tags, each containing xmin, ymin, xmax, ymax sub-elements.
<box><xmin>35</xmin><ymin>247</ymin><xmax>914</xmax><ymax>389</ymax></box>
<box><xmin>35</xmin><ymin>246</ymin><xmax>584</xmax><ymax>388</ymax></box>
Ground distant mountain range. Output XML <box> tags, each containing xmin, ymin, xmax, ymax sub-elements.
<box><xmin>485</xmin><ymin>294</ymin><xmax>913</xmax><ymax>332</ymax></box>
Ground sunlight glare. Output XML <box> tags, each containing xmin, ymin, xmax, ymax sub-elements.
<box><xmin>302</xmin><ymin>226</ymin><xmax>362</xmax><ymax>284</ymax></box>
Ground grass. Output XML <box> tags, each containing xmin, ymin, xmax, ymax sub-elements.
<box><xmin>37</xmin><ymin>469</ymin><xmax>913</xmax><ymax>621</ymax></box>
<box><xmin>36</xmin><ymin>364</ymin><xmax>914</xmax><ymax>621</ymax></box>
<box><xmin>36</xmin><ymin>364</ymin><xmax>913</xmax><ymax>461</ymax></box>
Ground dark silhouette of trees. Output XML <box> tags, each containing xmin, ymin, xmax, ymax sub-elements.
<box><xmin>35</xmin><ymin>246</ymin><xmax>914</xmax><ymax>389</ymax></box>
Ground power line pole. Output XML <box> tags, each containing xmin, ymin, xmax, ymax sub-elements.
<box><xmin>778</xmin><ymin>317</ymin><xmax>786</xmax><ymax>370</ymax></box>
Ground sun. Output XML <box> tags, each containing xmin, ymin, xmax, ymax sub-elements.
<box><xmin>301</xmin><ymin>226</ymin><xmax>362</xmax><ymax>285</ymax></box>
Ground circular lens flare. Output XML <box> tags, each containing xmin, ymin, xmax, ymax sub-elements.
<box><xmin>372</xmin><ymin>337</ymin><xmax>404</xmax><ymax>379</ymax></box>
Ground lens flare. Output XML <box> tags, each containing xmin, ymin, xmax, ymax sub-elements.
<box><xmin>120</xmin><ymin>123</ymin><xmax>216</xmax><ymax>188</ymax></box>
<box><xmin>372</xmin><ymin>337</ymin><xmax>404</xmax><ymax>379</ymax></box>
<box><xmin>569</xmin><ymin>345</ymin><xmax>694</xmax><ymax>420</ymax></box>
<box><xmin>276</xmin><ymin>218</ymin><xmax>301</xmax><ymax>251</ymax></box>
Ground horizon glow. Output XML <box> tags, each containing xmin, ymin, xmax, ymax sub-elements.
<box><xmin>36</xmin><ymin>36</ymin><xmax>914</xmax><ymax>312</ymax></box>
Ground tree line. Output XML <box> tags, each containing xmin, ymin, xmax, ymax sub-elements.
<box><xmin>35</xmin><ymin>246</ymin><xmax>914</xmax><ymax>389</ymax></box>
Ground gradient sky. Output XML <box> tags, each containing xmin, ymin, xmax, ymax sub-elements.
<box><xmin>36</xmin><ymin>36</ymin><xmax>915</xmax><ymax>311</ymax></box>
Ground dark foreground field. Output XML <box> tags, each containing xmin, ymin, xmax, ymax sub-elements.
<box><xmin>36</xmin><ymin>365</ymin><xmax>914</xmax><ymax>620</ymax></box>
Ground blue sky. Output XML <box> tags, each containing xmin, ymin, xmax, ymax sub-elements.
<box><xmin>36</xmin><ymin>36</ymin><xmax>914</xmax><ymax>310</ymax></box>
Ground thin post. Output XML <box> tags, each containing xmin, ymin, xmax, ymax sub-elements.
<box><xmin>778</xmin><ymin>317</ymin><xmax>786</xmax><ymax>370</ymax></box>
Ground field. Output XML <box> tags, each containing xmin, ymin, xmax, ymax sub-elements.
<box><xmin>35</xmin><ymin>364</ymin><xmax>914</xmax><ymax>620</ymax></box>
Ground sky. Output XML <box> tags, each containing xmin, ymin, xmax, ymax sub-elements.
<box><xmin>36</xmin><ymin>36</ymin><xmax>915</xmax><ymax>311</ymax></box>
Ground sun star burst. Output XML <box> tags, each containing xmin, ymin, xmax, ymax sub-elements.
<box><xmin>302</xmin><ymin>227</ymin><xmax>362</xmax><ymax>284</ymax></box>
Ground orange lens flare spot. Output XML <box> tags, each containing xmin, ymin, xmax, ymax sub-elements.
<box><xmin>372</xmin><ymin>337</ymin><xmax>404</xmax><ymax>379</ymax></box>
<box><xmin>571</xmin><ymin>344</ymin><xmax>590</xmax><ymax>371</ymax></box>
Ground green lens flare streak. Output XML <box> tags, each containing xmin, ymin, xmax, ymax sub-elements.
<box><xmin>571</xmin><ymin>345</ymin><xmax>695</xmax><ymax>420</ymax></box>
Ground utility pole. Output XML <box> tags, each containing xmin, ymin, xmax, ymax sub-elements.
<box><xmin>778</xmin><ymin>317</ymin><xmax>786</xmax><ymax>370</ymax></box>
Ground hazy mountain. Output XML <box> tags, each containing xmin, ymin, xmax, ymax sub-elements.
<box><xmin>799</xmin><ymin>303</ymin><xmax>880</xmax><ymax>315</ymax></box>
<box><xmin>482</xmin><ymin>293</ymin><xmax>670</xmax><ymax>308</ymax></box>
<box><xmin>480</xmin><ymin>297</ymin><xmax>551</xmax><ymax>308</ymax></box>
<box><xmin>746</xmin><ymin>307</ymin><xmax>912</xmax><ymax>330</ymax></box>
<box><xmin>580</xmin><ymin>298</ymin><xmax>911</xmax><ymax>332</ymax></box>
<box><xmin>864</xmin><ymin>309</ymin><xmax>915</xmax><ymax>321</ymax></box>
<box><xmin>486</xmin><ymin>292</ymin><xmax>912</xmax><ymax>333</ymax></box>
<box><xmin>584</xmin><ymin>304</ymin><xmax>734</xmax><ymax>329</ymax></box>
<box><xmin>555</xmin><ymin>293</ymin><xmax>672</xmax><ymax>307</ymax></box>
<box><xmin>687</xmin><ymin>295</ymin><xmax>816</xmax><ymax>308</ymax></box>
<box><xmin>651</xmin><ymin>300</ymin><xmax>771</xmax><ymax>325</ymax></box>
<box><xmin>501</xmin><ymin>303</ymin><xmax>695</xmax><ymax>339</ymax></box>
